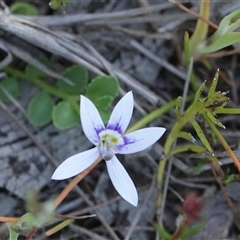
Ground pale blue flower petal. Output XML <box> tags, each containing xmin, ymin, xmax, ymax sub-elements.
<box><xmin>80</xmin><ymin>95</ymin><xmax>105</xmax><ymax>145</ymax></box>
<box><xmin>52</xmin><ymin>147</ymin><xmax>100</xmax><ymax>180</ymax></box>
<box><xmin>117</xmin><ymin>127</ymin><xmax>166</xmax><ymax>154</ymax></box>
<box><xmin>107</xmin><ymin>91</ymin><xmax>134</xmax><ymax>135</ymax></box>
<box><xmin>106</xmin><ymin>156</ymin><xmax>138</xmax><ymax>206</ymax></box>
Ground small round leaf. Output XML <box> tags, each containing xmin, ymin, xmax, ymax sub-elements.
<box><xmin>25</xmin><ymin>57</ymin><xmax>51</xmax><ymax>79</ymax></box>
<box><xmin>99</xmin><ymin>109</ymin><xmax>111</xmax><ymax>124</ymax></box>
<box><xmin>95</xmin><ymin>95</ymin><xmax>113</xmax><ymax>110</ymax></box>
<box><xmin>52</xmin><ymin>101</ymin><xmax>79</xmax><ymax>130</ymax></box>
<box><xmin>86</xmin><ymin>75</ymin><xmax>119</xmax><ymax>101</ymax></box>
<box><xmin>27</xmin><ymin>92</ymin><xmax>54</xmax><ymax>127</ymax></box>
<box><xmin>10</xmin><ymin>2</ymin><xmax>38</xmax><ymax>16</ymax></box>
<box><xmin>57</xmin><ymin>65</ymin><xmax>88</xmax><ymax>95</ymax></box>
<box><xmin>0</xmin><ymin>77</ymin><xmax>20</xmax><ymax>103</ymax></box>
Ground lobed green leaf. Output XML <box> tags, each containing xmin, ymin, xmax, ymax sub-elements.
<box><xmin>52</xmin><ymin>101</ymin><xmax>79</xmax><ymax>129</ymax></box>
<box><xmin>25</xmin><ymin>57</ymin><xmax>52</xmax><ymax>79</ymax></box>
<box><xmin>86</xmin><ymin>75</ymin><xmax>119</xmax><ymax>102</ymax></box>
<box><xmin>95</xmin><ymin>95</ymin><xmax>114</xmax><ymax>110</ymax></box>
<box><xmin>57</xmin><ymin>65</ymin><xmax>88</xmax><ymax>95</ymax></box>
<box><xmin>27</xmin><ymin>92</ymin><xmax>54</xmax><ymax>127</ymax></box>
<box><xmin>10</xmin><ymin>2</ymin><xmax>38</xmax><ymax>16</ymax></box>
<box><xmin>0</xmin><ymin>77</ymin><xmax>20</xmax><ymax>103</ymax></box>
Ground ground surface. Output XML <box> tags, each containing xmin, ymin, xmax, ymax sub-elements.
<box><xmin>1</xmin><ymin>0</ymin><xmax>240</xmax><ymax>239</ymax></box>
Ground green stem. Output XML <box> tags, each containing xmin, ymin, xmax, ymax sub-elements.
<box><xmin>126</xmin><ymin>98</ymin><xmax>177</xmax><ymax>134</ymax></box>
<box><xmin>189</xmin><ymin>0</ymin><xmax>210</xmax><ymax>59</ymax></box>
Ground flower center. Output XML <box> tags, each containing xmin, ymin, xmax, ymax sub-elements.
<box><xmin>98</xmin><ymin>129</ymin><xmax>123</xmax><ymax>161</ymax></box>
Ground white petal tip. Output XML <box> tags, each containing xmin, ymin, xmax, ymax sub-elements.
<box><xmin>130</xmin><ymin>199</ymin><xmax>138</xmax><ymax>207</ymax></box>
<box><xmin>123</xmin><ymin>192</ymin><xmax>138</xmax><ymax>206</ymax></box>
<box><xmin>106</xmin><ymin>157</ymin><xmax>138</xmax><ymax>207</ymax></box>
<box><xmin>121</xmin><ymin>193</ymin><xmax>138</xmax><ymax>207</ymax></box>
<box><xmin>51</xmin><ymin>171</ymin><xmax>69</xmax><ymax>180</ymax></box>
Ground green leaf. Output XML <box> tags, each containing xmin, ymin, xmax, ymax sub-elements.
<box><xmin>52</xmin><ymin>101</ymin><xmax>79</xmax><ymax>129</ymax></box>
<box><xmin>25</xmin><ymin>189</ymin><xmax>55</xmax><ymax>227</ymax></box>
<box><xmin>98</xmin><ymin>109</ymin><xmax>111</xmax><ymax>124</ymax></box>
<box><xmin>49</xmin><ymin>219</ymin><xmax>74</xmax><ymax>234</ymax></box>
<box><xmin>194</xmin><ymin>81</ymin><xmax>206</xmax><ymax>103</ymax></box>
<box><xmin>6</xmin><ymin>223</ymin><xmax>19</xmax><ymax>240</ymax></box>
<box><xmin>10</xmin><ymin>2</ymin><xmax>38</xmax><ymax>16</ymax></box>
<box><xmin>168</xmin><ymin>144</ymin><xmax>207</xmax><ymax>157</ymax></box>
<box><xmin>178</xmin><ymin>131</ymin><xmax>196</xmax><ymax>143</ymax></box>
<box><xmin>206</xmin><ymin>111</ymin><xmax>225</xmax><ymax>129</ymax></box>
<box><xmin>181</xmin><ymin>223</ymin><xmax>205</xmax><ymax>239</ymax></box>
<box><xmin>184</xmin><ymin>31</ymin><xmax>190</xmax><ymax>67</ymax></box>
<box><xmin>208</xmin><ymin>70</ymin><xmax>219</xmax><ymax>98</ymax></box>
<box><xmin>27</xmin><ymin>92</ymin><xmax>54</xmax><ymax>127</ymax></box>
<box><xmin>25</xmin><ymin>57</ymin><xmax>51</xmax><ymax>79</ymax></box>
<box><xmin>86</xmin><ymin>75</ymin><xmax>119</xmax><ymax>102</ymax></box>
<box><xmin>202</xmin><ymin>32</ymin><xmax>240</xmax><ymax>55</ymax></box>
<box><xmin>49</xmin><ymin>0</ymin><xmax>70</xmax><ymax>10</ymax></box>
<box><xmin>175</xmin><ymin>96</ymin><xmax>182</xmax><ymax>120</ymax></box>
<box><xmin>49</xmin><ymin>0</ymin><xmax>61</xmax><ymax>9</ymax></box>
<box><xmin>154</xmin><ymin>224</ymin><xmax>171</xmax><ymax>239</ymax></box>
<box><xmin>214</xmin><ymin>108</ymin><xmax>240</xmax><ymax>114</ymax></box>
<box><xmin>189</xmin><ymin>0</ymin><xmax>210</xmax><ymax>58</ymax></box>
<box><xmin>224</xmin><ymin>174</ymin><xmax>235</xmax><ymax>184</ymax></box>
<box><xmin>95</xmin><ymin>95</ymin><xmax>113</xmax><ymax>110</ymax></box>
<box><xmin>196</xmin><ymin>159</ymin><xmax>208</xmax><ymax>174</ymax></box>
<box><xmin>190</xmin><ymin>119</ymin><xmax>213</xmax><ymax>154</ymax></box>
<box><xmin>16</xmin><ymin>213</ymin><xmax>36</xmax><ymax>230</ymax></box>
<box><xmin>212</xmin><ymin>8</ymin><xmax>240</xmax><ymax>39</ymax></box>
<box><xmin>0</xmin><ymin>77</ymin><xmax>20</xmax><ymax>103</ymax></box>
<box><xmin>57</xmin><ymin>65</ymin><xmax>88</xmax><ymax>94</ymax></box>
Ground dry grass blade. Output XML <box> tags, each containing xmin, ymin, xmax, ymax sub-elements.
<box><xmin>125</xmin><ymin>177</ymin><xmax>156</xmax><ymax>240</ymax></box>
<box><xmin>0</xmin><ymin>39</ymin><xmax>74</xmax><ymax>85</ymax></box>
<box><xmin>0</xmin><ymin>40</ymin><xmax>12</xmax><ymax>69</ymax></box>
<box><xmin>69</xmin><ymin>224</ymin><xmax>109</xmax><ymax>240</ymax></box>
<box><xmin>21</xmin><ymin>2</ymin><xmax>173</xmax><ymax>26</ymax></box>
<box><xmin>130</xmin><ymin>40</ymin><xmax>187</xmax><ymax>81</ymax></box>
<box><xmin>0</xmin><ymin>11</ymin><xmax>159</xmax><ymax>104</ymax></box>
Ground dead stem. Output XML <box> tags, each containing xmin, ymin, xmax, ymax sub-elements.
<box><xmin>53</xmin><ymin>156</ymin><xmax>102</xmax><ymax>209</ymax></box>
<box><xmin>0</xmin><ymin>216</ymin><xmax>18</xmax><ymax>223</ymax></box>
<box><xmin>169</xmin><ymin>0</ymin><xmax>218</xmax><ymax>30</ymax></box>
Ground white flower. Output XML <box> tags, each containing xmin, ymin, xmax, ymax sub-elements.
<box><xmin>52</xmin><ymin>92</ymin><xmax>166</xmax><ymax>206</ymax></box>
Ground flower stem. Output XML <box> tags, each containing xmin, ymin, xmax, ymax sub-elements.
<box><xmin>53</xmin><ymin>157</ymin><xmax>102</xmax><ymax>209</ymax></box>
